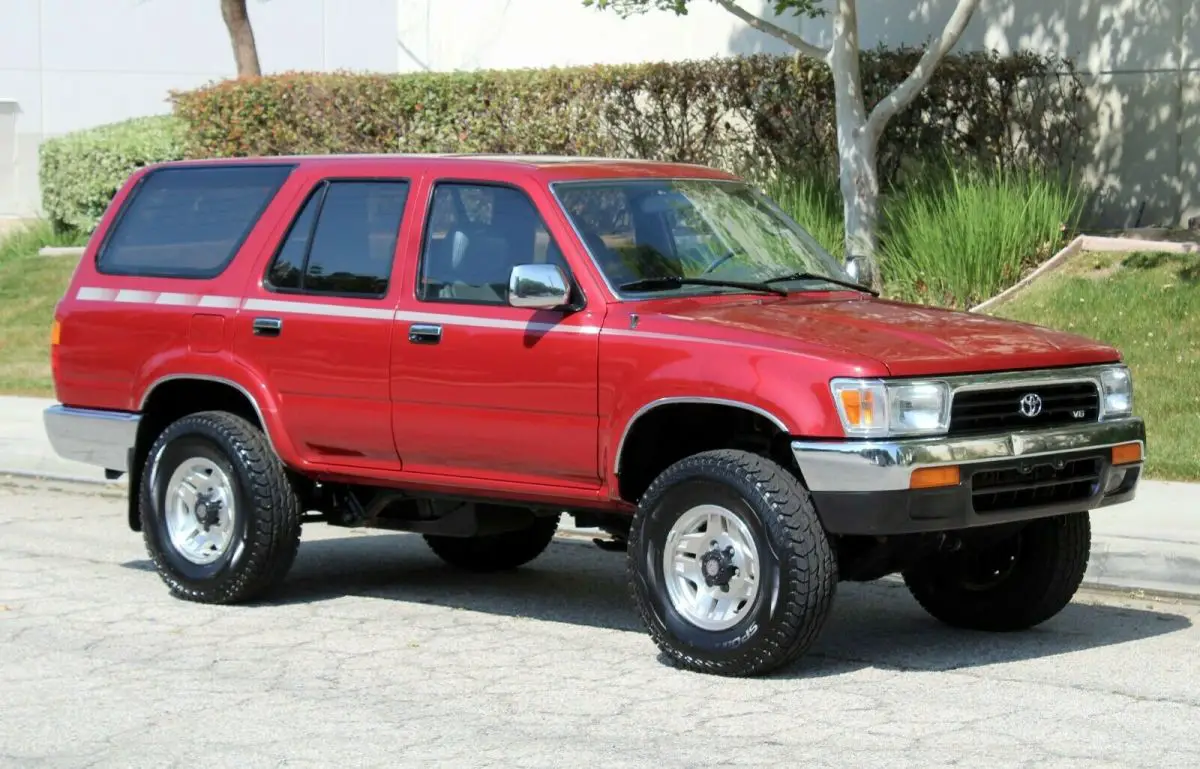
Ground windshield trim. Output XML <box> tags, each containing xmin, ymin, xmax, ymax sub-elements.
<box><xmin>547</xmin><ymin>176</ymin><xmax>851</xmax><ymax>302</ymax></box>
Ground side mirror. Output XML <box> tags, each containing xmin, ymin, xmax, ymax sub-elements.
<box><xmin>508</xmin><ymin>263</ymin><xmax>571</xmax><ymax>310</ymax></box>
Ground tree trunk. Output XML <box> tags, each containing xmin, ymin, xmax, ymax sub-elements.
<box><xmin>828</xmin><ymin>0</ymin><xmax>881</xmax><ymax>291</ymax></box>
<box><xmin>220</xmin><ymin>0</ymin><xmax>261</xmax><ymax>77</ymax></box>
<box><xmin>838</xmin><ymin>130</ymin><xmax>881</xmax><ymax>290</ymax></box>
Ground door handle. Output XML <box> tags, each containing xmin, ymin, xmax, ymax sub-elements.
<box><xmin>252</xmin><ymin>317</ymin><xmax>283</xmax><ymax>337</ymax></box>
<box><xmin>408</xmin><ymin>323</ymin><xmax>442</xmax><ymax>344</ymax></box>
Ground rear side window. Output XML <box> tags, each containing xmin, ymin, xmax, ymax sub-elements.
<box><xmin>96</xmin><ymin>164</ymin><xmax>294</xmax><ymax>279</ymax></box>
<box><xmin>265</xmin><ymin>179</ymin><xmax>410</xmax><ymax>298</ymax></box>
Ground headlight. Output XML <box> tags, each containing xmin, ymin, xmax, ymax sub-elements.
<box><xmin>830</xmin><ymin>378</ymin><xmax>950</xmax><ymax>438</ymax></box>
<box><xmin>1100</xmin><ymin>365</ymin><xmax>1133</xmax><ymax>417</ymax></box>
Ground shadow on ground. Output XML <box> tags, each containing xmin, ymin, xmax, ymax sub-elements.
<box><xmin>122</xmin><ymin>529</ymin><xmax>1195</xmax><ymax>679</ymax></box>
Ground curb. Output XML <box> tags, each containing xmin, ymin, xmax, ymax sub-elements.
<box><xmin>969</xmin><ymin>233</ymin><xmax>1200</xmax><ymax>313</ymax></box>
<box><xmin>37</xmin><ymin>246</ymin><xmax>85</xmax><ymax>258</ymax></box>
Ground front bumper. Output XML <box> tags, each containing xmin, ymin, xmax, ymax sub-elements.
<box><xmin>43</xmin><ymin>405</ymin><xmax>140</xmax><ymax>473</ymax></box>
<box><xmin>791</xmin><ymin>417</ymin><xmax>1145</xmax><ymax>535</ymax></box>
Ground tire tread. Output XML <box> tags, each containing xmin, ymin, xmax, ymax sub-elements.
<box><xmin>628</xmin><ymin>449</ymin><xmax>836</xmax><ymax>676</ymax></box>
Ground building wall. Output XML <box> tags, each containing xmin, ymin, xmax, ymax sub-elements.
<box><xmin>0</xmin><ymin>0</ymin><xmax>398</xmax><ymax>218</ymax></box>
<box><xmin>401</xmin><ymin>0</ymin><xmax>1199</xmax><ymax>229</ymax></box>
<box><xmin>1</xmin><ymin>0</ymin><xmax>1195</xmax><ymax>229</ymax></box>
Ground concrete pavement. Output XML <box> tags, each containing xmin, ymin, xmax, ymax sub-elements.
<box><xmin>3</xmin><ymin>394</ymin><xmax>1199</xmax><ymax>597</ymax></box>
<box><xmin>2</xmin><ymin>480</ymin><xmax>1199</xmax><ymax>768</ymax></box>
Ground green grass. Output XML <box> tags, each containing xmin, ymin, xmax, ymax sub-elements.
<box><xmin>991</xmin><ymin>250</ymin><xmax>1200</xmax><ymax>481</ymax></box>
<box><xmin>0</xmin><ymin>221</ymin><xmax>87</xmax><ymax>396</ymax></box>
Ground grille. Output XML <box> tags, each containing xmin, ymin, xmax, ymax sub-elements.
<box><xmin>948</xmin><ymin>382</ymin><xmax>1100</xmax><ymax>435</ymax></box>
<box><xmin>971</xmin><ymin>456</ymin><xmax>1101</xmax><ymax>513</ymax></box>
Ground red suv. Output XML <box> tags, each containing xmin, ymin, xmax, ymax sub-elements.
<box><xmin>44</xmin><ymin>155</ymin><xmax>1145</xmax><ymax>676</ymax></box>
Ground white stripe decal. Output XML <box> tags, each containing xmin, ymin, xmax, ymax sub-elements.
<box><xmin>154</xmin><ymin>292</ymin><xmax>202</xmax><ymax>306</ymax></box>
<box><xmin>71</xmin><ymin>287</ymin><xmax>601</xmax><ymax>336</ymax></box>
<box><xmin>77</xmin><ymin>287</ymin><xmax>119</xmax><ymax>302</ymax></box>
<box><xmin>243</xmin><ymin>297</ymin><xmax>394</xmax><ymax>320</ymax></box>
<box><xmin>198</xmin><ymin>295</ymin><xmax>241</xmax><ymax>309</ymax></box>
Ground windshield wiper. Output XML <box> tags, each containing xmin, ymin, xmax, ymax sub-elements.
<box><xmin>761</xmin><ymin>271</ymin><xmax>878</xmax><ymax>296</ymax></box>
<box><xmin>618</xmin><ymin>276</ymin><xmax>789</xmax><ymax>297</ymax></box>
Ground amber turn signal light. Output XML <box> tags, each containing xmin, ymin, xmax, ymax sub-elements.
<box><xmin>50</xmin><ymin>319</ymin><xmax>61</xmax><ymax>346</ymax></box>
<box><xmin>1112</xmin><ymin>442</ymin><xmax>1143</xmax><ymax>466</ymax></box>
<box><xmin>910</xmin><ymin>466</ymin><xmax>961</xmax><ymax>489</ymax></box>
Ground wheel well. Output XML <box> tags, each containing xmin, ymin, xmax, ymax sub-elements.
<box><xmin>126</xmin><ymin>378</ymin><xmax>265</xmax><ymax>532</ymax></box>
<box><xmin>615</xmin><ymin>402</ymin><xmax>795</xmax><ymax>505</ymax></box>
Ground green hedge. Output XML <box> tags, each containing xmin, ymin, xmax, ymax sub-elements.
<box><xmin>170</xmin><ymin>50</ymin><xmax>1085</xmax><ymax>188</ymax></box>
<box><xmin>39</xmin><ymin>115</ymin><xmax>187</xmax><ymax>234</ymax></box>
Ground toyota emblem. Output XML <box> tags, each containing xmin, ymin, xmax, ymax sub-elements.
<box><xmin>1018</xmin><ymin>393</ymin><xmax>1043</xmax><ymax>418</ymax></box>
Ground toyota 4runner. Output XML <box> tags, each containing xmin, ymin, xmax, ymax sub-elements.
<box><xmin>44</xmin><ymin>154</ymin><xmax>1145</xmax><ymax>677</ymax></box>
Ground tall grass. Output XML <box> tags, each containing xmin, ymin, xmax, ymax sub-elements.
<box><xmin>0</xmin><ymin>220</ymin><xmax>87</xmax><ymax>268</ymax></box>
<box><xmin>763</xmin><ymin>170</ymin><xmax>845</xmax><ymax>259</ymax></box>
<box><xmin>879</xmin><ymin>163</ymin><xmax>1082</xmax><ymax>309</ymax></box>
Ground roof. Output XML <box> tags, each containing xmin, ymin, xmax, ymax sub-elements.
<box><xmin>147</xmin><ymin>152</ymin><xmax>741</xmax><ymax>183</ymax></box>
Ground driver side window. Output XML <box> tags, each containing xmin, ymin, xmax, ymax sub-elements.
<box><xmin>418</xmin><ymin>182</ymin><xmax>568</xmax><ymax>306</ymax></box>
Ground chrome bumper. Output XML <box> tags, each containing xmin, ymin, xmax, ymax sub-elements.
<box><xmin>791</xmin><ymin>418</ymin><xmax>1146</xmax><ymax>493</ymax></box>
<box><xmin>43</xmin><ymin>405</ymin><xmax>141</xmax><ymax>472</ymax></box>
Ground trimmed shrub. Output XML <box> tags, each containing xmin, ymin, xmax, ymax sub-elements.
<box><xmin>39</xmin><ymin>115</ymin><xmax>187</xmax><ymax>235</ymax></box>
<box><xmin>169</xmin><ymin>51</ymin><xmax>1085</xmax><ymax>192</ymax></box>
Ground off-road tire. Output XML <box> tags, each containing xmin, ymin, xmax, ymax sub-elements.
<box><xmin>139</xmin><ymin>411</ymin><xmax>303</xmax><ymax>604</ymax></box>
<box><xmin>424</xmin><ymin>510</ymin><xmax>560</xmax><ymax>572</ymax></box>
<box><xmin>902</xmin><ymin>512</ymin><xmax>1091</xmax><ymax>631</ymax></box>
<box><xmin>627</xmin><ymin>449</ymin><xmax>837</xmax><ymax>677</ymax></box>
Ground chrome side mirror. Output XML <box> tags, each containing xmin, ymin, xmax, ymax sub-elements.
<box><xmin>508</xmin><ymin>263</ymin><xmax>571</xmax><ymax>309</ymax></box>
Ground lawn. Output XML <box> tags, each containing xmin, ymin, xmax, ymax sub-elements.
<box><xmin>0</xmin><ymin>222</ymin><xmax>85</xmax><ymax>396</ymax></box>
<box><xmin>990</xmin><ymin>250</ymin><xmax>1200</xmax><ymax>482</ymax></box>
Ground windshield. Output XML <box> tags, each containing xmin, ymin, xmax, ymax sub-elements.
<box><xmin>551</xmin><ymin>177</ymin><xmax>851</xmax><ymax>298</ymax></box>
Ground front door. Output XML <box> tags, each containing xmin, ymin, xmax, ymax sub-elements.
<box><xmin>234</xmin><ymin>168</ymin><xmax>419</xmax><ymax>471</ymax></box>
<box><xmin>389</xmin><ymin>177</ymin><xmax>602</xmax><ymax>488</ymax></box>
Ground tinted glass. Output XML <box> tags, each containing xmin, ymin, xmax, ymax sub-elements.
<box><xmin>265</xmin><ymin>189</ymin><xmax>320</xmax><ymax>291</ymax></box>
<box><xmin>98</xmin><ymin>165</ymin><xmax>293</xmax><ymax>278</ymax></box>
<box><xmin>554</xmin><ymin>179</ymin><xmax>850</xmax><ymax>297</ymax></box>
<box><xmin>419</xmin><ymin>183</ymin><xmax>566</xmax><ymax>304</ymax></box>
<box><xmin>265</xmin><ymin>180</ymin><xmax>409</xmax><ymax>297</ymax></box>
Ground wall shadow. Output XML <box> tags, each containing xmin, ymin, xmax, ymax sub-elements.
<box><xmin>726</xmin><ymin>0</ymin><xmax>1199</xmax><ymax>231</ymax></box>
<box><xmin>123</xmin><ymin>529</ymin><xmax>1194</xmax><ymax>679</ymax></box>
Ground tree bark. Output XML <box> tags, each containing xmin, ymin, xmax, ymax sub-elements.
<box><xmin>221</xmin><ymin>0</ymin><xmax>261</xmax><ymax>77</ymax></box>
<box><xmin>829</xmin><ymin>0</ymin><xmax>881</xmax><ymax>291</ymax></box>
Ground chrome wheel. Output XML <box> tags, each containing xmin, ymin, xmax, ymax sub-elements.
<box><xmin>661</xmin><ymin>504</ymin><xmax>760</xmax><ymax>631</ymax></box>
<box><xmin>163</xmin><ymin>456</ymin><xmax>237</xmax><ymax>566</ymax></box>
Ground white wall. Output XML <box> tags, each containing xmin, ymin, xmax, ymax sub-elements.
<box><xmin>1</xmin><ymin>0</ymin><xmax>1194</xmax><ymax>229</ymax></box>
<box><xmin>0</xmin><ymin>0</ymin><xmax>398</xmax><ymax>218</ymax></box>
<box><xmin>399</xmin><ymin>0</ymin><xmax>1199</xmax><ymax>229</ymax></box>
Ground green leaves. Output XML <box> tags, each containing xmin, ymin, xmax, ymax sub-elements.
<box><xmin>38</xmin><ymin>115</ymin><xmax>187</xmax><ymax>234</ymax></box>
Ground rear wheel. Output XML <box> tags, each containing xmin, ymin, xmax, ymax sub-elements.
<box><xmin>424</xmin><ymin>509</ymin><xmax>560</xmax><ymax>572</ymax></box>
<box><xmin>627</xmin><ymin>449</ymin><xmax>837</xmax><ymax>677</ymax></box>
<box><xmin>902</xmin><ymin>512</ymin><xmax>1091</xmax><ymax>631</ymax></box>
<box><xmin>139</xmin><ymin>411</ymin><xmax>302</xmax><ymax>604</ymax></box>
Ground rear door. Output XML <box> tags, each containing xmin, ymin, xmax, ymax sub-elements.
<box><xmin>388</xmin><ymin>174</ymin><xmax>603</xmax><ymax>488</ymax></box>
<box><xmin>233</xmin><ymin>166</ymin><xmax>421</xmax><ymax>472</ymax></box>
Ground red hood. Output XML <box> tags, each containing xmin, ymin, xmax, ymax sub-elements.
<box><xmin>657</xmin><ymin>294</ymin><xmax>1121</xmax><ymax>376</ymax></box>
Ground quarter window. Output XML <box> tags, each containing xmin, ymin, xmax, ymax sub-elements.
<box><xmin>266</xmin><ymin>180</ymin><xmax>410</xmax><ymax>297</ymax></box>
<box><xmin>97</xmin><ymin>164</ymin><xmax>294</xmax><ymax>279</ymax></box>
<box><xmin>418</xmin><ymin>182</ymin><xmax>567</xmax><ymax>305</ymax></box>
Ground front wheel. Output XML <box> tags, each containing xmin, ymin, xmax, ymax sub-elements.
<box><xmin>902</xmin><ymin>512</ymin><xmax>1091</xmax><ymax>631</ymax></box>
<box><xmin>627</xmin><ymin>449</ymin><xmax>837</xmax><ymax>677</ymax></box>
